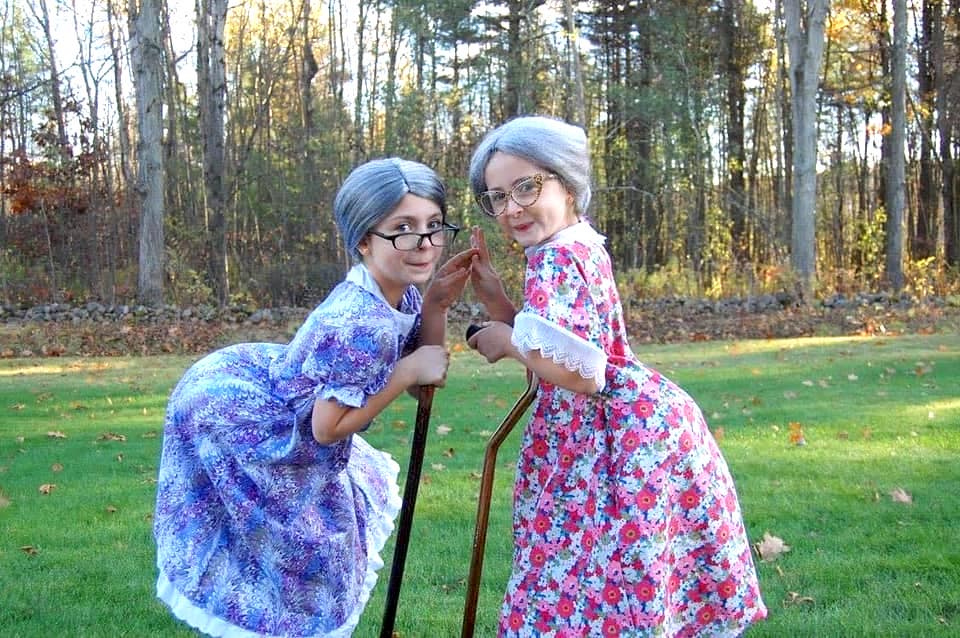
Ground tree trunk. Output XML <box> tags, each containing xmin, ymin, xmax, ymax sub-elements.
<box><xmin>128</xmin><ymin>0</ymin><xmax>165</xmax><ymax>305</ymax></box>
<box><xmin>352</xmin><ymin>0</ymin><xmax>367</xmax><ymax>163</ymax></box>
<box><xmin>775</xmin><ymin>0</ymin><xmax>793</xmax><ymax>249</ymax></box>
<box><xmin>884</xmin><ymin>0</ymin><xmax>906</xmax><ymax>291</ymax></box>
<box><xmin>914</xmin><ymin>0</ymin><xmax>940</xmax><ymax>259</ymax></box>
<box><xmin>504</xmin><ymin>0</ymin><xmax>523</xmax><ymax>118</ymax></box>
<box><xmin>784</xmin><ymin>0</ymin><xmax>828</xmax><ymax>299</ymax></box>
<box><xmin>722</xmin><ymin>0</ymin><xmax>748</xmax><ymax>263</ymax></box>
<box><xmin>937</xmin><ymin>0</ymin><xmax>957</xmax><ymax>265</ymax></box>
<box><xmin>198</xmin><ymin>0</ymin><xmax>229</xmax><ymax>305</ymax></box>
<box><xmin>34</xmin><ymin>0</ymin><xmax>70</xmax><ymax>156</ymax></box>
<box><xmin>563</xmin><ymin>0</ymin><xmax>586</xmax><ymax>127</ymax></box>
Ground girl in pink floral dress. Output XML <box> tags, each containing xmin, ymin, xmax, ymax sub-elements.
<box><xmin>466</xmin><ymin>116</ymin><xmax>767</xmax><ymax>637</ymax></box>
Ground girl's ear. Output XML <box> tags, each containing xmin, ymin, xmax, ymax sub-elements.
<box><xmin>357</xmin><ymin>237</ymin><xmax>369</xmax><ymax>257</ymax></box>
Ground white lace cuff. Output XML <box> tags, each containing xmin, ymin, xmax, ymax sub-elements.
<box><xmin>512</xmin><ymin>312</ymin><xmax>607</xmax><ymax>392</ymax></box>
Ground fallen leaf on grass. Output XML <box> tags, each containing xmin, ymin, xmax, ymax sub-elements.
<box><xmin>106</xmin><ymin>505</ymin><xmax>118</xmax><ymax>513</ymax></box>
<box><xmin>20</xmin><ymin>545</ymin><xmax>39</xmax><ymax>556</ymax></box>
<box><xmin>469</xmin><ymin>472</ymin><xmax>482</xmax><ymax>480</ymax></box>
<box><xmin>97</xmin><ymin>432</ymin><xmax>126</xmax><ymax>442</ymax></box>
<box><xmin>847</xmin><ymin>373</ymin><xmax>858</xmax><ymax>381</ymax></box>
<box><xmin>783</xmin><ymin>391</ymin><xmax>797</xmax><ymax>399</ymax></box>
<box><xmin>889</xmin><ymin>488</ymin><xmax>912</xmax><ymax>504</ymax></box>
<box><xmin>755</xmin><ymin>532</ymin><xmax>791</xmax><ymax>561</ymax></box>
<box><xmin>788</xmin><ymin>422</ymin><xmax>806</xmax><ymax>446</ymax></box>
<box><xmin>712</xmin><ymin>427</ymin><xmax>725</xmax><ymax>442</ymax></box>
<box><xmin>142</xmin><ymin>430</ymin><xmax>158</xmax><ymax>438</ymax></box>
<box><xmin>435</xmin><ymin>425</ymin><xmax>452</xmax><ymax>435</ymax></box>
<box><xmin>431</xmin><ymin>463</ymin><xmax>446</xmax><ymax>472</ymax></box>
<box><xmin>51</xmin><ymin>463</ymin><xmax>63</xmax><ymax>472</ymax></box>
<box><xmin>442</xmin><ymin>447</ymin><xmax>455</xmax><ymax>458</ymax></box>
<box><xmin>38</xmin><ymin>483</ymin><xmax>56</xmax><ymax>495</ymax></box>
<box><xmin>0</xmin><ymin>492</ymin><xmax>10</xmax><ymax>508</ymax></box>
<box><xmin>47</xmin><ymin>430</ymin><xmax>67</xmax><ymax>439</ymax></box>
<box><xmin>782</xmin><ymin>591</ymin><xmax>815</xmax><ymax>606</ymax></box>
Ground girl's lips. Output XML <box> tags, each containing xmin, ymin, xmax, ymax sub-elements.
<box><xmin>513</xmin><ymin>222</ymin><xmax>533</xmax><ymax>232</ymax></box>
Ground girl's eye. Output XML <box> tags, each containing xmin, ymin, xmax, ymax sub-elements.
<box><xmin>427</xmin><ymin>219</ymin><xmax>443</xmax><ymax>230</ymax></box>
<box><xmin>516</xmin><ymin>179</ymin><xmax>536</xmax><ymax>194</ymax></box>
<box><xmin>489</xmin><ymin>192</ymin><xmax>507</xmax><ymax>203</ymax></box>
<box><xmin>394</xmin><ymin>223</ymin><xmax>412</xmax><ymax>233</ymax></box>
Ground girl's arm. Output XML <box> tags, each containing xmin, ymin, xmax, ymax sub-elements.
<box><xmin>467</xmin><ymin>321</ymin><xmax>599</xmax><ymax>395</ymax></box>
<box><xmin>311</xmin><ymin>345</ymin><xmax>449</xmax><ymax>445</ymax></box>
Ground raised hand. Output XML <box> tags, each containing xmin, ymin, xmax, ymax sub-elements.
<box><xmin>469</xmin><ymin>227</ymin><xmax>516</xmax><ymax>323</ymax></box>
<box><xmin>423</xmin><ymin>247</ymin><xmax>476</xmax><ymax>310</ymax></box>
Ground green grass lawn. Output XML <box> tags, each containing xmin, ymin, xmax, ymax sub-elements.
<box><xmin>0</xmin><ymin>332</ymin><xmax>957</xmax><ymax>637</ymax></box>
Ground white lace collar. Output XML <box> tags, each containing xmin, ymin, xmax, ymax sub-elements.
<box><xmin>345</xmin><ymin>263</ymin><xmax>417</xmax><ymax>339</ymax></box>
<box><xmin>524</xmin><ymin>221</ymin><xmax>606</xmax><ymax>258</ymax></box>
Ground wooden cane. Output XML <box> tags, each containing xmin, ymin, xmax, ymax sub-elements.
<box><xmin>461</xmin><ymin>369</ymin><xmax>537</xmax><ymax>638</ymax></box>
<box><xmin>380</xmin><ymin>385</ymin><xmax>435</xmax><ymax>638</ymax></box>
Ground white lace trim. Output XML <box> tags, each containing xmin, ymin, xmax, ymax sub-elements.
<box><xmin>155</xmin><ymin>446</ymin><xmax>402</xmax><ymax>638</ymax></box>
<box><xmin>512</xmin><ymin>313</ymin><xmax>607</xmax><ymax>392</ymax></box>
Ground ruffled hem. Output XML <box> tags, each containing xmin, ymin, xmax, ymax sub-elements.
<box><xmin>512</xmin><ymin>313</ymin><xmax>607</xmax><ymax>392</ymax></box>
<box><xmin>156</xmin><ymin>442</ymin><xmax>402</xmax><ymax>638</ymax></box>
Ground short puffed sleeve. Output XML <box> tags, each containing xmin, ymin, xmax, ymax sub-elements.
<box><xmin>301</xmin><ymin>318</ymin><xmax>398</xmax><ymax>408</ymax></box>
<box><xmin>512</xmin><ymin>243</ymin><xmax>608</xmax><ymax>391</ymax></box>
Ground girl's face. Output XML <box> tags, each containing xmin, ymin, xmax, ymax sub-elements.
<box><xmin>482</xmin><ymin>151</ymin><xmax>578</xmax><ymax>248</ymax></box>
<box><xmin>357</xmin><ymin>194</ymin><xmax>445</xmax><ymax>306</ymax></box>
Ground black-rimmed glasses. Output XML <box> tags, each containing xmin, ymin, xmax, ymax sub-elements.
<box><xmin>476</xmin><ymin>173</ymin><xmax>559</xmax><ymax>217</ymax></box>
<box><xmin>369</xmin><ymin>223</ymin><xmax>460</xmax><ymax>251</ymax></box>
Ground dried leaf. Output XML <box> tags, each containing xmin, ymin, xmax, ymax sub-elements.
<box><xmin>783</xmin><ymin>391</ymin><xmax>797</xmax><ymax>399</ymax></box>
<box><xmin>38</xmin><ymin>483</ymin><xmax>56</xmax><ymax>495</ymax></box>
<box><xmin>788</xmin><ymin>422</ymin><xmax>806</xmax><ymax>446</ymax></box>
<box><xmin>51</xmin><ymin>463</ymin><xmax>63</xmax><ymax>472</ymax></box>
<box><xmin>0</xmin><ymin>492</ymin><xmax>10</xmax><ymax>508</ymax></box>
<box><xmin>442</xmin><ymin>447</ymin><xmax>455</xmax><ymax>458</ymax></box>
<box><xmin>431</xmin><ymin>463</ymin><xmax>446</xmax><ymax>472</ymax></box>
<box><xmin>97</xmin><ymin>432</ymin><xmax>126</xmax><ymax>442</ymax></box>
<box><xmin>435</xmin><ymin>424</ymin><xmax>452</xmax><ymax>435</ymax></box>
<box><xmin>783</xmin><ymin>591</ymin><xmax>815</xmax><ymax>606</ymax></box>
<box><xmin>20</xmin><ymin>545</ymin><xmax>39</xmax><ymax>556</ymax></box>
<box><xmin>889</xmin><ymin>488</ymin><xmax>913</xmax><ymax>504</ymax></box>
<box><xmin>712</xmin><ymin>427</ymin><xmax>725</xmax><ymax>442</ymax></box>
<box><xmin>847</xmin><ymin>373</ymin><xmax>858</xmax><ymax>381</ymax></box>
<box><xmin>47</xmin><ymin>430</ymin><xmax>67</xmax><ymax>439</ymax></box>
<box><xmin>755</xmin><ymin>532</ymin><xmax>791</xmax><ymax>562</ymax></box>
<box><xmin>106</xmin><ymin>505</ymin><xmax>118</xmax><ymax>514</ymax></box>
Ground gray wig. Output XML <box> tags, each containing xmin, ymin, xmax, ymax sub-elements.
<box><xmin>334</xmin><ymin>158</ymin><xmax>447</xmax><ymax>260</ymax></box>
<box><xmin>468</xmin><ymin>116</ymin><xmax>592</xmax><ymax>216</ymax></box>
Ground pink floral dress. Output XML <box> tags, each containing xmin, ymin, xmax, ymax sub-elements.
<box><xmin>501</xmin><ymin>223</ymin><xmax>767</xmax><ymax>637</ymax></box>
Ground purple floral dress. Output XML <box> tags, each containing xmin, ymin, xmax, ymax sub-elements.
<box><xmin>500</xmin><ymin>223</ymin><xmax>767</xmax><ymax>637</ymax></box>
<box><xmin>154</xmin><ymin>265</ymin><xmax>415</xmax><ymax>637</ymax></box>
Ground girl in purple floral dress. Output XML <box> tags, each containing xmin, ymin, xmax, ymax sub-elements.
<box><xmin>154</xmin><ymin>158</ymin><xmax>475</xmax><ymax>637</ymax></box>
<box><xmin>466</xmin><ymin>116</ymin><xmax>767</xmax><ymax>637</ymax></box>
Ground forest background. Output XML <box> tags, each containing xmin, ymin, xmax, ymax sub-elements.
<box><xmin>1</xmin><ymin>0</ymin><xmax>959</xmax><ymax>313</ymax></box>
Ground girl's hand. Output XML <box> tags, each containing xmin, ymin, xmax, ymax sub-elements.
<box><xmin>466</xmin><ymin>321</ymin><xmax>516</xmax><ymax>364</ymax></box>
<box><xmin>400</xmin><ymin>345</ymin><xmax>450</xmax><ymax>387</ymax></box>
<box><xmin>469</xmin><ymin>227</ymin><xmax>516</xmax><ymax>323</ymax></box>
<box><xmin>423</xmin><ymin>248</ymin><xmax>476</xmax><ymax>310</ymax></box>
